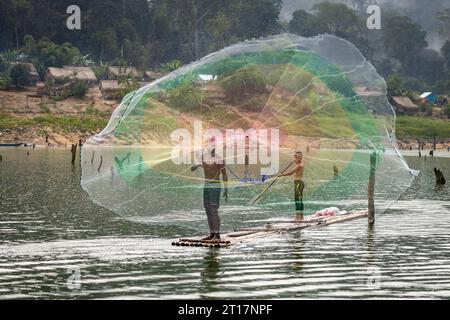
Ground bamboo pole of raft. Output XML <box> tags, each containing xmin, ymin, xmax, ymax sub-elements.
<box><xmin>368</xmin><ymin>152</ymin><xmax>376</xmax><ymax>225</ymax></box>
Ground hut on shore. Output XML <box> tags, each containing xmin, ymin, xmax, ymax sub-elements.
<box><xmin>106</xmin><ymin>66</ymin><xmax>140</xmax><ymax>81</ymax></box>
<box><xmin>9</xmin><ymin>62</ymin><xmax>40</xmax><ymax>86</ymax></box>
<box><xmin>45</xmin><ymin>66</ymin><xmax>97</xmax><ymax>86</ymax></box>
<box><xmin>143</xmin><ymin>71</ymin><xmax>166</xmax><ymax>82</ymax></box>
<box><xmin>419</xmin><ymin>92</ymin><xmax>437</xmax><ymax>105</ymax></box>
<box><xmin>391</xmin><ymin>96</ymin><xmax>420</xmax><ymax>115</ymax></box>
<box><xmin>100</xmin><ymin>80</ymin><xmax>123</xmax><ymax>100</ymax></box>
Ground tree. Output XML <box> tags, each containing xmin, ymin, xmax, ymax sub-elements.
<box><xmin>1</xmin><ymin>0</ymin><xmax>31</xmax><ymax>49</ymax></box>
<box><xmin>160</xmin><ymin>59</ymin><xmax>183</xmax><ymax>73</ymax></box>
<box><xmin>386</xmin><ymin>75</ymin><xmax>402</xmax><ymax>97</ymax></box>
<box><xmin>9</xmin><ymin>63</ymin><xmax>31</xmax><ymax>89</ymax></box>
<box><xmin>288</xmin><ymin>10</ymin><xmax>323</xmax><ymax>37</ymax></box>
<box><xmin>232</xmin><ymin>0</ymin><xmax>282</xmax><ymax>39</ymax></box>
<box><xmin>313</xmin><ymin>2</ymin><xmax>359</xmax><ymax>39</ymax></box>
<box><xmin>437</xmin><ymin>8</ymin><xmax>450</xmax><ymax>39</ymax></box>
<box><xmin>442</xmin><ymin>41</ymin><xmax>450</xmax><ymax>71</ymax></box>
<box><xmin>23</xmin><ymin>37</ymin><xmax>81</xmax><ymax>70</ymax></box>
<box><xmin>71</xmin><ymin>80</ymin><xmax>88</xmax><ymax>98</ymax></box>
<box><xmin>383</xmin><ymin>16</ymin><xmax>427</xmax><ymax>74</ymax></box>
<box><xmin>207</xmin><ymin>12</ymin><xmax>232</xmax><ymax>51</ymax></box>
<box><xmin>414</xmin><ymin>49</ymin><xmax>445</xmax><ymax>86</ymax></box>
<box><xmin>0</xmin><ymin>56</ymin><xmax>8</xmax><ymax>73</ymax></box>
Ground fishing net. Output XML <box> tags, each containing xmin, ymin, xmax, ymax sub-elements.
<box><xmin>81</xmin><ymin>34</ymin><xmax>417</xmax><ymax>226</ymax></box>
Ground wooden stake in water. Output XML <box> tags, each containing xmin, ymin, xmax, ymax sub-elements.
<box><xmin>368</xmin><ymin>152</ymin><xmax>377</xmax><ymax>225</ymax></box>
<box><xmin>71</xmin><ymin>144</ymin><xmax>77</xmax><ymax>164</ymax></box>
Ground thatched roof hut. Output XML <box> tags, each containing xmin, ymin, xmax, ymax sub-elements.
<box><xmin>391</xmin><ymin>96</ymin><xmax>420</xmax><ymax>115</ymax></box>
<box><xmin>45</xmin><ymin>66</ymin><xmax>97</xmax><ymax>85</ymax></box>
<box><xmin>100</xmin><ymin>80</ymin><xmax>123</xmax><ymax>100</ymax></box>
<box><xmin>143</xmin><ymin>71</ymin><xmax>166</xmax><ymax>82</ymax></box>
<box><xmin>9</xmin><ymin>62</ymin><xmax>40</xmax><ymax>85</ymax></box>
<box><xmin>106</xmin><ymin>66</ymin><xmax>140</xmax><ymax>80</ymax></box>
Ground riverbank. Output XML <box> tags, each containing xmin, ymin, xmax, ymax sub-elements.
<box><xmin>0</xmin><ymin>87</ymin><xmax>118</xmax><ymax>146</ymax></box>
<box><xmin>400</xmin><ymin>149</ymin><xmax>450</xmax><ymax>158</ymax></box>
<box><xmin>1</xmin><ymin>88</ymin><xmax>450</xmax><ymax>147</ymax></box>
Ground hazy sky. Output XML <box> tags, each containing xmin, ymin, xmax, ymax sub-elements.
<box><xmin>281</xmin><ymin>0</ymin><xmax>450</xmax><ymax>50</ymax></box>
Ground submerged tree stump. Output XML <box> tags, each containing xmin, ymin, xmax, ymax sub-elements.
<box><xmin>434</xmin><ymin>168</ymin><xmax>446</xmax><ymax>185</ymax></box>
<box><xmin>368</xmin><ymin>152</ymin><xmax>377</xmax><ymax>225</ymax></box>
<box><xmin>71</xmin><ymin>144</ymin><xmax>77</xmax><ymax>164</ymax></box>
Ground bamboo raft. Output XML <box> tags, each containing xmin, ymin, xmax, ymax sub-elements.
<box><xmin>171</xmin><ymin>210</ymin><xmax>368</xmax><ymax>248</ymax></box>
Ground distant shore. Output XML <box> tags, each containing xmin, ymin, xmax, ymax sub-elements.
<box><xmin>400</xmin><ymin>149</ymin><xmax>450</xmax><ymax>158</ymax></box>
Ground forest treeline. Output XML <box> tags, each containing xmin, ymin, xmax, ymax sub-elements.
<box><xmin>0</xmin><ymin>0</ymin><xmax>449</xmax><ymax>93</ymax></box>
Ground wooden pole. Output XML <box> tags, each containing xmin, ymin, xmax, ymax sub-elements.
<box><xmin>98</xmin><ymin>155</ymin><xmax>103</xmax><ymax>172</ymax></box>
<box><xmin>368</xmin><ymin>152</ymin><xmax>376</xmax><ymax>225</ymax></box>
<box><xmin>249</xmin><ymin>161</ymin><xmax>294</xmax><ymax>205</ymax></box>
<box><xmin>333</xmin><ymin>164</ymin><xmax>339</xmax><ymax>177</ymax></box>
<box><xmin>71</xmin><ymin>144</ymin><xmax>77</xmax><ymax>164</ymax></box>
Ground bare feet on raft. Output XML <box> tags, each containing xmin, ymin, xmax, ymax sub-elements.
<box><xmin>202</xmin><ymin>233</ymin><xmax>221</xmax><ymax>241</ymax></box>
<box><xmin>295</xmin><ymin>213</ymin><xmax>304</xmax><ymax>221</ymax></box>
<box><xmin>202</xmin><ymin>234</ymin><xmax>214</xmax><ymax>241</ymax></box>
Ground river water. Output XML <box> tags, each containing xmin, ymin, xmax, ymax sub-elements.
<box><xmin>0</xmin><ymin>148</ymin><xmax>449</xmax><ymax>299</ymax></box>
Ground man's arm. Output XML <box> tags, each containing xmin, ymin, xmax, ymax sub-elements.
<box><xmin>191</xmin><ymin>162</ymin><xmax>203</xmax><ymax>172</ymax></box>
<box><xmin>221</xmin><ymin>165</ymin><xmax>228</xmax><ymax>202</ymax></box>
<box><xmin>279</xmin><ymin>164</ymin><xmax>301</xmax><ymax>177</ymax></box>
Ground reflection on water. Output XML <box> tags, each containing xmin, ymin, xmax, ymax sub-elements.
<box><xmin>0</xmin><ymin>148</ymin><xmax>449</xmax><ymax>299</ymax></box>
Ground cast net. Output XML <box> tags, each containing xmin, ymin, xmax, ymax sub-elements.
<box><xmin>81</xmin><ymin>34</ymin><xmax>417</xmax><ymax>227</ymax></box>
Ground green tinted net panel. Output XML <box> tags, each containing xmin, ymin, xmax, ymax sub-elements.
<box><xmin>81</xmin><ymin>34</ymin><xmax>416</xmax><ymax>227</ymax></box>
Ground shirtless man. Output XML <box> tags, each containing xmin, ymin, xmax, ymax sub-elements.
<box><xmin>278</xmin><ymin>151</ymin><xmax>305</xmax><ymax>220</ymax></box>
<box><xmin>191</xmin><ymin>143</ymin><xmax>228</xmax><ymax>241</ymax></box>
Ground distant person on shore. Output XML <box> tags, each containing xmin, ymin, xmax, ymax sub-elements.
<box><xmin>278</xmin><ymin>151</ymin><xmax>305</xmax><ymax>220</ymax></box>
<box><xmin>191</xmin><ymin>137</ymin><xmax>228</xmax><ymax>241</ymax></box>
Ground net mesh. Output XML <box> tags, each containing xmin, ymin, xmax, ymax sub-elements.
<box><xmin>81</xmin><ymin>34</ymin><xmax>417</xmax><ymax>224</ymax></box>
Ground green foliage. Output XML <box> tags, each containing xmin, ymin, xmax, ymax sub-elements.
<box><xmin>442</xmin><ymin>103</ymin><xmax>450</xmax><ymax>119</ymax></box>
<box><xmin>72</xmin><ymin>54</ymin><xmax>95</xmax><ymax>67</ymax></box>
<box><xmin>71</xmin><ymin>80</ymin><xmax>88</xmax><ymax>98</ymax></box>
<box><xmin>313</xmin><ymin>2</ymin><xmax>359</xmax><ymax>38</ymax></box>
<box><xmin>386</xmin><ymin>75</ymin><xmax>415</xmax><ymax>98</ymax></box>
<box><xmin>9</xmin><ymin>63</ymin><xmax>31</xmax><ymax>89</ymax></box>
<box><xmin>39</xmin><ymin>103</ymin><xmax>50</xmax><ymax>113</ymax></box>
<box><xmin>0</xmin><ymin>113</ymin><xmax>108</xmax><ymax>132</ymax></box>
<box><xmin>118</xmin><ymin>79</ymin><xmax>140</xmax><ymax>99</ymax></box>
<box><xmin>0</xmin><ymin>49</ymin><xmax>27</xmax><ymax>63</ymax></box>
<box><xmin>232</xmin><ymin>0</ymin><xmax>282</xmax><ymax>38</ymax></box>
<box><xmin>166</xmin><ymin>81</ymin><xmax>204</xmax><ymax>111</ymax></box>
<box><xmin>383</xmin><ymin>16</ymin><xmax>427</xmax><ymax>71</ymax></box>
<box><xmin>0</xmin><ymin>56</ymin><xmax>8</xmax><ymax>73</ymax></box>
<box><xmin>396</xmin><ymin>116</ymin><xmax>450</xmax><ymax>139</ymax></box>
<box><xmin>0</xmin><ymin>0</ymin><xmax>446</xmax><ymax>100</ymax></box>
<box><xmin>207</xmin><ymin>12</ymin><xmax>232</xmax><ymax>51</ymax></box>
<box><xmin>93</xmin><ymin>64</ymin><xmax>108</xmax><ymax>81</ymax></box>
<box><xmin>0</xmin><ymin>73</ymin><xmax>12</xmax><ymax>90</ymax></box>
<box><xmin>289</xmin><ymin>10</ymin><xmax>323</xmax><ymax>37</ymax></box>
<box><xmin>23</xmin><ymin>36</ymin><xmax>80</xmax><ymax>70</ymax></box>
<box><xmin>219</xmin><ymin>67</ymin><xmax>267</xmax><ymax>104</ymax></box>
<box><xmin>441</xmin><ymin>41</ymin><xmax>450</xmax><ymax>70</ymax></box>
<box><xmin>160</xmin><ymin>60</ymin><xmax>183</xmax><ymax>73</ymax></box>
<box><xmin>387</xmin><ymin>75</ymin><xmax>402</xmax><ymax>97</ymax></box>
